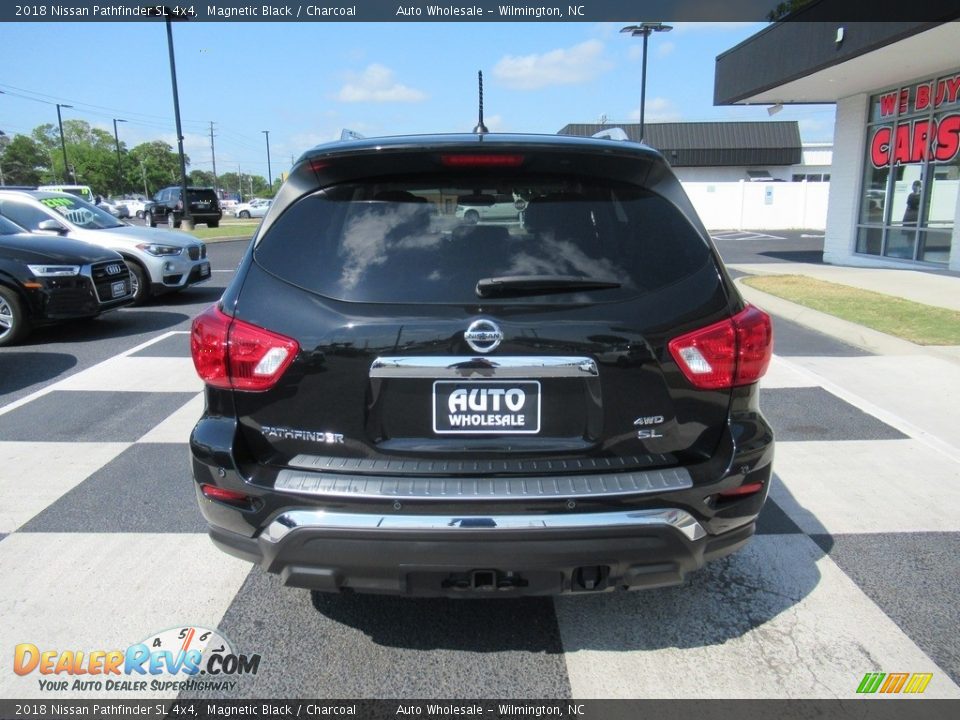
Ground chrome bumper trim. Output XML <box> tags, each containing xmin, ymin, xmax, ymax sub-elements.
<box><xmin>261</xmin><ymin>508</ymin><xmax>706</xmax><ymax>544</ymax></box>
<box><xmin>274</xmin><ymin>466</ymin><xmax>693</xmax><ymax>500</ymax></box>
<box><xmin>369</xmin><ymin>356</ymin><xmax>599</xmax><ymax>379</ymax></box>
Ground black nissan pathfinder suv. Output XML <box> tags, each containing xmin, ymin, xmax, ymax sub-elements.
<box><xmin>146</xmin><ymin>186</ymin><xmax>222</xmax><ymax>229</ymax></box>
<box><xmin>190</xmin><ymin>133</ymin><xmax>774</xmax><ymax>597</ymax></box>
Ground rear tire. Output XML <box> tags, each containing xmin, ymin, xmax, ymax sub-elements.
<box><xmin>464</xmin><ymin>209</ymin><xmax>479</xmax><ymax>224</ymax></box>
<box><xmin>136</xmin><ymin>210</ymin><xmax>145</xmax><ymax>219</ymax></box>
<box><xmin>145</xmin><ymin>211</ymin><xmax>156</xmax><ymax>228</ymax></box>
<box><xmin>125</xmin><ymin>262</ymin><xmax>150</xmax><ymax>306</ymax></box>
<box><xmin>239</xmin><ymin>210</ymin><xmax>250</xmax><ymax>219</ymax></box>
<box><xmin>168</xmin><ymin>213</ymin><xmax>182</xmax><ymax>230</ymax></box>
<box><xmin>0</xmin><ymin>286</ymin><xmax>30</xmax><ymax>347</ymax></box>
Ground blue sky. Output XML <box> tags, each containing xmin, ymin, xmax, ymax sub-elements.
<box><xmin>0</xmin><ymin>21</ymin><xmax>836</xmax><ymax>180</ymax></box>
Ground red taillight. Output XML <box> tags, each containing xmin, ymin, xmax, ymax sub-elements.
<box><xmin>440</xmin><ymin>154</ymin><xmax>525</xmax><ymax>168</ymax></box>
<box><xmin>717</xmin><ymin>482</ymin><xmax>765</xmax><ymax>498</ymax></box>
<box><xmin>190</xmin><ymin>305</ymin><xmax>299</xmax><ymax>392</ymax></box>
<box><xmin>667</xmin><ymin>305</ymin><xmax>772</xmax><ymax>390</ymax></box>
<box><xmin>200</xmin><ymin>484</ymin><xmax>252</xmax><ymax>507</ymax></box>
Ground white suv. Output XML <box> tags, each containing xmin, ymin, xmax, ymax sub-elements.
<box><xmin>0</xmin><ymin>190</ymin><xmax>210</xmax><ymax>304</ymax></box>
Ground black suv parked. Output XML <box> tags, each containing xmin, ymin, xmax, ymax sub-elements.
<box><xmin>190</xmin><ymin>133</ymin><xmax>774</xmax><ymax>597</ymax></box>
<box><xmin>146</xmin><ymin>186</ymin><xmax>221</xmax><ymax>229</ymax></box>
<box><xmin>0</xmin><ymin>215</ymin><xmax>133</xmax><ymax>346</ymax></box>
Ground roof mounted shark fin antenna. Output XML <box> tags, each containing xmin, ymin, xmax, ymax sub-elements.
<box><xmin>473</xmin><ymin>70</ymin><xmax>489</xmax><ymax>134</ymax></box>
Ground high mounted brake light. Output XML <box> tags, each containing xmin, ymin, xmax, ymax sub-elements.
<box><xmin>191</xmin><ymin>305</ymin><xmax>299</xmax><ymax>391</ymax></box>
<box><xmin>440</xmin><ymin>154</ymin><xmax>525</xmax><ymax>168</ymax></box>
<box><xmin>667</xmin><ymin>306</ymin><xmax>773</xmax><ymax>390</ymax></box>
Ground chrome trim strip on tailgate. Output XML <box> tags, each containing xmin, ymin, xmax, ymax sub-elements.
<box><xmin>273</xmin><ymin>467</ymin><xmax>692</xmax><ymax>500</ymax></box>
<box><xmin>261</xmin><ymin>508</ymin><xmax>707</xmax><ymax>543</ymax></box>
<box><xmin>370</xmin><ymin>356</ymin><xmax>599</xmax><ymax>379</ymax></box>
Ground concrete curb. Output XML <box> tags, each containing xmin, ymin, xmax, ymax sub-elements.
<box><xmin>734</xmin><ymin>277</ymin><xmax>960</xmax><ymax>366</ymax></box>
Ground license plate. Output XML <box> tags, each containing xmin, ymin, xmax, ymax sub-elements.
<box><xmin>433</xmin><ymin>380</ymin><xmax>541</xmax><ymax>434</ymax></box>
<box><xmin>111</xmin><ymin>281</ymin><xmax>127</xmax><ymax>298</ymax></box>
<box><xmin>200</xmin><ymin>262</ymin><xmax>210</xmax><ymax>277</ymax></box>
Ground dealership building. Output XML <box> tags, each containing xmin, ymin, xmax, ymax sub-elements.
<box><xmin>715</xmin><ymin>19</ymin><xmax>960</xmax><ymax>271</ymax></box>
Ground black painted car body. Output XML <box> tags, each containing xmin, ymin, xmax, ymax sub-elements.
<box><xmin>0</xmin><ymin>215</ymin><xmax>134</xmax><ymax>346</ymax></box>
<box><xmin>145</xmin><ymin>186</ymin><xmax>222</xmax><ymax>229</ymax></box>
<box><xmin>190</xmin><ymin>133</ymin><xmax>775</xmax><ymax>596</ymax></box>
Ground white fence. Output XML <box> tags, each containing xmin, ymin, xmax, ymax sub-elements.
<box><xmin>681</xmin><ymin>180</ymin><xmax>830</xmax><ymax>231</ymax></box>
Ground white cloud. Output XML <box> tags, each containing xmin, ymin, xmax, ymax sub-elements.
<box><xmin>493</xmin><ymin>40</ymin><xmax>612</xmax><ymax>90</ymax></box>
<box><xmin>337</xmin><ymin>64</ymin><xmax>427</xmax><ymax>103</ymax></box>
<box><xmin>656</xmin><ymin>41</ymin><xmax>675</xmax><ymax>58</ymax></box>
<box><xmin>629</xmin><ymin>97</ymin><xmax>682</xmax><ymax>123</ymax></box>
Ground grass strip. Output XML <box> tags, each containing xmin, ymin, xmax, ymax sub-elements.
<box><xmin>741</xmin><ymin>274</ymin><xmax>960</xmax><ymax>346</ymax></box>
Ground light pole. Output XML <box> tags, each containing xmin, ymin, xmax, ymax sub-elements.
<box><xmin>164</xmin><ymin>14</ymin><xmax>192</xmax><ymax>229</ymax></box>
<box><xmin>262</xmin><ymin>130</ymin><xmax>272</xmax><ymax>192</ymax></box>
<box><xmin>0</xmin><ymin>130</ymin><xmax>7</xmax><ymax>186</ymax></box>
<box><xmin>620</xmin><ymin>22</ymin><xmax>673</xmax><ymax>142</ymax></box>
<box><xmin>112</xmin><ymin>118</ymin><xmax>127</xmax><ymax>195</ymax></box>
<box><xmin>55</xmin><ymin>103</ymin><xmax>73</xmax><ymax>183</ymax></box>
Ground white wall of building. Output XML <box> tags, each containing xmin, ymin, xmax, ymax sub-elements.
<box><xmin>673</xmin><ymin>166</ymin><xmax>795</xmax><ymax>182</ymax></box>
<box><xmin>823</xmin><ymin>94</ymin><xmax>871</xmax><ymax>265</ymax></box>
<box><xmin>682</xmin><ymin>180</ymin><xmax>830</xmax><ymax>230</ymax></box>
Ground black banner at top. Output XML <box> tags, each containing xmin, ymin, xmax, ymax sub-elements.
<box><xmin>0</xmin><ymin>0</ymin><xmax>959</xmax><ymax>22</ymax></box>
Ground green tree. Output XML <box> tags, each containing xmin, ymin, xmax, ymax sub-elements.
<box><xmin>1</xmin><ymin>134</ymin><xmax>49</xmax><ymax>185</ymax></box>
<box><xmin>189</xmin><ymin>169</ymin><xmax>215</xmax><ymax>187</ymax></box>
<box><xmin>128</xmin><ymin>141</ymin><xmax>189</xmax><ymax>198</ymax></box>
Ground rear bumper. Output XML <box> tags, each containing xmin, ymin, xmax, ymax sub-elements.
<box><xmin>206</xmin><ymin>507</ymin><xmax>754</xmax><ymax>596</ymax></box>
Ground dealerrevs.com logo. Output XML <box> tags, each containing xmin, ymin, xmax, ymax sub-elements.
<box><xmin>13</xmin><ymin>626</ymin><xmax>261</xmax><ymax>693</ymax></box>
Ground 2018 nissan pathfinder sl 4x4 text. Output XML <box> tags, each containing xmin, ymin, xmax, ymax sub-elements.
<box><xmin>190</xmin><ymin>133</ymin><xmax>774</xmax><ymax>597</ymax></box>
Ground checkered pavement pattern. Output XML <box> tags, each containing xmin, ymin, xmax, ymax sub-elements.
<box><xmin>1</xmin><ymin>328</ymin><xmax>958</xmax><ymax>700</ymax></box>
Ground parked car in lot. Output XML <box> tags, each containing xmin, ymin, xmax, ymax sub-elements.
<box><xmin>98</xmin><ymin>197</ymin><xmax>129</xmax><ymax>219</ymax></box>
<box><xmin>145</xmin><ymin>186</ymin><xmax>222</xmax><ymax>229</ymax></box>
<box><xmin>0</xmin><ymin>190</ymin><xmax>210</xmax><ymax>305</ymax></box>
<box><xmin>455</xmin><ymin>193</ymin><xmax>525</xmax><ymax>224</ymax></box>
<box><xmin>121</xmin><ymin>196</ymin><xmax>149</xmax><ymax>219</ymax></box>
<box><xmin>37</xmin><ymin>184</ymin><xmax>96</xmax><ymax>204</ymax></box>
<box><xmin>0</xmin><ymin>214</ymin><xmax>133</xmax><ymax>346</ymax></box>
<box><xmin>189</xmin><ymin>132</ymin><xmax>774</xmax><ymax>598</ymax></box>
<box><xmin>230</xmin><ymin>198</ymin><xmax>272</xmax><ymax>219</ymax></box>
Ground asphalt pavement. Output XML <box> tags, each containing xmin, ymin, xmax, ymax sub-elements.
<box><xmin>1</xmin><ymin>232</ymin><xmax>959</xmax><ymax>700</ymax></box>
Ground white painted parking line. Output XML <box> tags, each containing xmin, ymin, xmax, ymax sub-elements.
<box><xmin>55</xmin><ymin>357</ymin><xmax>203</xmax><ymax>393</ymax></box>
<box><xmin>138</xmin><ymin>392</ymin><xmax>205</xmax><ymax>443</ymax></box>
<box><xmin>761</xmin><ymin>355</ymin><xmax>819</xmax><ymax>389</ymax></box>
<box><xmin>773</xmin><ymin>439</ymin><xmax>960</xmax><ymax>534</ymax></box>
<box><xmin>0</xmin><ymin>331</ymin><xmax>191</xmax><ymax>418</ymax></box>
<box><xmin>557</xmin><ymin>535</ymin><xmax>960</xmax><ymax>698</ymax></box>
<box><xmin>0</xmin><ymin>442</ymin><xmax>129</xmax><ymax>533</ymax></box>
<box><xmin>776</xmin><ymin>355</ymin><xmax>960</xmax><ymax>463</ymax></box>
<box><xmin>0</xmin><ymin>533</ymin><xmax>252</xmax><ymax>699</ymax></box>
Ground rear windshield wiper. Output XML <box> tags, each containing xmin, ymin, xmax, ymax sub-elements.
<box><xmin>475</xmin><ymin>275</ymin><xmax>621</xmax><ymax>298</ymax></box>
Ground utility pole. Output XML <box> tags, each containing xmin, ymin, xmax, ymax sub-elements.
<box><xmin>237</xmin><ymin>163</ymin><xmax>242</xmax><ymax>202</ymax></box>
<box><xmin>209</xmin><ymin>121</ymin><xmax>219</xmax><ymax>195</ymax></box>
<box><xmin>139</xmin><ymin>160</ymin><xmax>149</xmax><ymax>197</ymax></box>
<box><xmin>112</xmin><ymin>118</ymin><xmax>127</xmax><ymax>195</ymax></box>
<box><xmin>262</xmin><ymin>130</ymin><xmax>272</xmax><ymax>192</ymax></box>
<box><xmin>56</xmin><ymin>103</ymin><xmax>73</xmax><ymax>182</ymax></box>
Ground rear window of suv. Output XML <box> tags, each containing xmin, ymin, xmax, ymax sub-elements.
<box><xmin>254</xmin><ymin>175</ymin><xmax>714</xmax><ymax>304</ymax></box>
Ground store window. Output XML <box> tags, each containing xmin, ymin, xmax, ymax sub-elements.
<box><xmin>856</xmin><ymin>70</ymin><xmax>960</xmax><ymax>264</ymax></box>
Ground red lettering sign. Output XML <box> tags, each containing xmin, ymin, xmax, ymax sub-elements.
<box><xmin>869</xmin><ymin>114</ymin><xmax>960</xmax><ymax>167</ymax></box>
<box><xmin>935</xmin><ymin>115</ymin><xmax>960</xmax><ymax>162</ymax></box>
<box><xmin>915</xmin><ymin>83</ymin><xmax>931</xmax><ymax>112</ymax></box>
<box><xmin>935</xmin><ymin>74</ymin><xmax>960</xmax><ymax>108</ymax></box>
<box><xmin>899</xmin><ymin>88</ymin><xmax>910</xmax><ymax>114</ymax></box>
<box><xmin>879</xmin><ymin>92</ymin><xmax>898</xmax><ymax>118</ymax></box>
<box><xmin>871</xmin><ymin>127</ymin><xmax>892</xmax><ymax>167</ymax></box>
